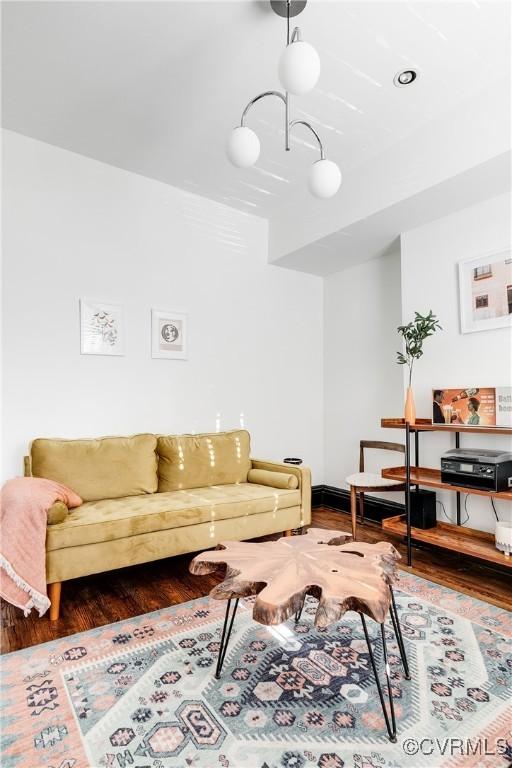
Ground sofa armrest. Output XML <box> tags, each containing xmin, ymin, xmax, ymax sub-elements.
<box><xmin>47</xmin><ymin>501</ymin><xmax>69</xmax><ymax>525</ymax></box>
<box><xmin>250</xmin><ymin>459</ymin><xmax>311</xmax><ymax>526</ymax></box>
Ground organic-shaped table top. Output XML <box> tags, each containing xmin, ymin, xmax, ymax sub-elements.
<box><xmin>189</xmin><ymin>528</ymin><xmax>400</xmax><ymax>627</ymax></box>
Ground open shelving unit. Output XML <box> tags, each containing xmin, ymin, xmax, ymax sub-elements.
<box><xmin>380</xmin><ymin>418</ymin><xmax>512</xmax><ymax>569</ymax></box>
<box><xmin>381</xmin><ymin>418</ymin><xmax>512</xmax><ymax>436</ymax></box>
<box><xmin>381</xmin><ymin>465</ymin><xmax>512</xmax><ymax>501</ymax></box>
<box><xmin>382</xmin><ymin>516</ymin><xmax>510</xmax><ymax>568</ymax></box>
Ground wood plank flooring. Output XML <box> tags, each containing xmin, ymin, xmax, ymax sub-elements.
<box><xmin>1</xmin><ymin>507</ymin><xmax>510</xmax><ymax>654</ymax></box>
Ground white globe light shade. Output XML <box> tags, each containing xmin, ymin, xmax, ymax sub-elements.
<box><xmin>308</xmin><ymin>159</ymin><xmax>342</xmax><ymax>198</ymax></box>
<box><xmin>279</xmin><ymin>40</ymin><xmax>321</xmax><ymax>95</ymax></box>
<box><xmin>226</xmin><ymin>126</ymin><xmax>260</xmax><ymax>168</ymax></box>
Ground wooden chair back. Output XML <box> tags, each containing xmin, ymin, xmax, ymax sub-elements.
<box><xmin>359</xmin><ymin>440</ymin><xmax>405</xmax><ymax>472</ymax></box>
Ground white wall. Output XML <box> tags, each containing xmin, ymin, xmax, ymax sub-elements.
<box><xmin>2</xmin><ymin>131</ymin><xmax>324</xmax><ymax>481</ymax></box>
<box><xmin>324</xmin><ymin>250</ymin><xmax>404</xmax><ymax>494</ymax></box>
<box><xmin>401</xmin><ymin>193</ymin><xmax>512</xmax><ymax>532</ymax></box>
<box><xmin>4</xmin><ymin>130</ymin><xmax>510</xmax><ymax>537</ymax></box>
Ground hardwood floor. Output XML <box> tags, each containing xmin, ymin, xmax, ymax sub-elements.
<box><xmin>1</xmin><ymin>506</ymin><xmax>510</xmax><ymax>654</ymax></box>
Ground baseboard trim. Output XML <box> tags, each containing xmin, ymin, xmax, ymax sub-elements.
<box><xmin>311</xmin><ymin>485</ymin><xmax>325</xmax><ymax>509</ymax></box>
<box><xmin>311</xmin><ymin>484</ymin><xmax>404</xmax><ymax>523</ymax></box>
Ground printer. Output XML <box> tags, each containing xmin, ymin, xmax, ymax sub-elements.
<box><xmin>441</xmin><ymin>448</ymin><xmax>512</xmax><ymax>493</ymax></box>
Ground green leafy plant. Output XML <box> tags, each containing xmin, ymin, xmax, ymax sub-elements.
<box><xmin>397</xmin><ymin>310</ymin><xmax>442</xmax><ymax>387</ymax></box>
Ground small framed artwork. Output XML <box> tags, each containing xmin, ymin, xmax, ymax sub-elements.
<box><xmin>80</xmin><ymin>299</ymin><xmax>124</xmax><ymax>355</ymax></box>
<box><xmin>152</xmin><ymin>309</ymin><xmax>188</xmax><ymax>360</ymax></box>
<box><xmin>458</xmin><ymin>249</ymin><xmax>512</xmax><ymax>334</ymax></box>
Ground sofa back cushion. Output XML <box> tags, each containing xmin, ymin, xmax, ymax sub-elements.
<box><xmin>30</xmin><ymin>434</ymin><xmax>158</xmax><ymax>502</ymax></box>
<box><xmin>157</xmin><ymin>430</ymin><xmax>251</xmax><ymax>492</ymax></box>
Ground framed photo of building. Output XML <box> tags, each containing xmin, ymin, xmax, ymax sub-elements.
<box><xmin>80</xmin><ymin>299</ymin><xmax>124</xmax><ymax>356</ymax></box>
<box><xmin>458</xmin><ymin>249</ymin><xmax>512</xmax><ymax>334</ymax></box>
<box><xmin>151</xmin><ymin>309</ymin><xmax>188</xmax><ymax>360</ymax></box>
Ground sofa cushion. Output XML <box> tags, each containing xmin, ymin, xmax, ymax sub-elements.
<box><xmin>31</xmin><ymin>434</ymin><xmax>158</xmax><ymax>502</ymax></box>
<box><xmin>157</xmin><ymin>430</ymin><xmax>251</xmax><ymax>492</ymax></box>
<box><xmin>46</xmin><ymin>483</ymin><xmax>300</xmax><ymax>551</ymax></box>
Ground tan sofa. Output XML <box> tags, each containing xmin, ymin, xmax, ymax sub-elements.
<box><xmin>25</xmin><ymin>430</ymin><xmax>311</xmax><ymax>619</ymax></box>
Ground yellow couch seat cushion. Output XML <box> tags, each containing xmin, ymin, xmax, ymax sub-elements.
<box><xmin>31</xmin><ymin>434</ymin><xmax>158</xmax><ymax>502</ymax></box>
<box><xmin>46</xmin><ymin>483</ymin><xmax>300</xmax><ymax>551</ymax></box>
<box><xmin>157</xmin><ymin>430</ymin><xmax>251</xmax><ymax>492</ymax></box>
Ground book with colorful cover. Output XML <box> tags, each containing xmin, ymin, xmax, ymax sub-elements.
<box><xmin>431</xmin><ymin>387</ymin><xmax>512</xmax><ymax>427</ymax></box>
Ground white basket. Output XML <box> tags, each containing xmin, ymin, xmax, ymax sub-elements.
<box><xmin>495</xmin><ymin>521</ymin><xmax>512</xmax><ymax>556</ymax></box>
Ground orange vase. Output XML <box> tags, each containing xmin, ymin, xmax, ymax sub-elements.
<box><xmin>404</xmin><ymin>386</ymin><xmax>416</xmax><ymax>425</ymax></box>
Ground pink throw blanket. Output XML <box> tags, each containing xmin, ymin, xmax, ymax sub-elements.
<box><xmin>0</xmin><ymin>477</ymin><xmax>82</xmax><ymax>616</ymax></box>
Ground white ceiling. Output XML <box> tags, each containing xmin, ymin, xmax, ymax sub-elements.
<box><xmin>277</xmin><ymin>151</ymin><xmax>511</xmax><ymax>274</ymax></box>
<box><xmin>3</xmin><ymin>1</ymin><xmax>511</xmax><ymax>274</ymax></box>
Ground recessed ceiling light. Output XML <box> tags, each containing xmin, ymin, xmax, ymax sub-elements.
<box><xmin>393</xmin><ymin>69</ymin><xmax>419</xmax><ymax>87</ymax></box>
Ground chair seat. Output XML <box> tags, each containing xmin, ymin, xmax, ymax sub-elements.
<box><xmin>345</xmin><ymin>472</ymin><xmax>404</xmax><ymax>490</ymax></box>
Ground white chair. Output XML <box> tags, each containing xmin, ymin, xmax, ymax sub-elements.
<box><xmin>345</xmin><ymin>440</ymin><xmax>406</xmax><ymax>540</ymax></box>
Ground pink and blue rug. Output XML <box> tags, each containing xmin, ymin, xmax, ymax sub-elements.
<box><xmin>1</xmin><ymin>572</ymin><xmax>511</xmax><ymax>767</ymax></box>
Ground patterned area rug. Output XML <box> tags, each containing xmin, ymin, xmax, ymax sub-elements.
<box><xmin>1</xmin><ymin>573</ymin><xmax>511</xmax><ymax>768</ymax></box>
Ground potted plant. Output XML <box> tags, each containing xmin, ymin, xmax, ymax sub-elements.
<box><xmin>397</xmin><ymin>310</ymin><xmax>442</xmax><ymax>424</ymax></box>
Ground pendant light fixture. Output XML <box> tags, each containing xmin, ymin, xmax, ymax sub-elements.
<box><xmin>226</xmin><ymin>0</ymin><xmax>341</xmax><ymax>199</ymax></box>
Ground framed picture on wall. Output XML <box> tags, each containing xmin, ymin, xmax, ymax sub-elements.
<box><xmin>80</xmin><ymin>299</ymin><xmax>124</xmax><ymax>355</ymax></box>
<box><xmin>151</xmin><ymin>309</ymin><xmax>188</xmax><ymax>360</ymax></box>
<box><xmin>432</xmin><ymin>386</ymin><xmax>512</xmax><ymax>427</ymax></box>
<box><xmin>458</xmin><ymin>249</ymin><xmax>512</xmax><ymax>334</ymax></box>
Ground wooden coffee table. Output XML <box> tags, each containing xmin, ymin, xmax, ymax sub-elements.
<box><xmin>190</xmin><ymin>528</ymin><xmax>410</xmax><ymax>743</ymax></box>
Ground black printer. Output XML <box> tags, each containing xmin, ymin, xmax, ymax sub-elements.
<box><xmin>441</xmin><ymin>448</ymin><xmax>512</xmax><ymax>493</ymax></box>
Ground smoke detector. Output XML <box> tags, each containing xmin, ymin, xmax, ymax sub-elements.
<box><xmin>393</xmin><ymin>69</ymin><xmax>419</xmax><ymax>87</ymax></box>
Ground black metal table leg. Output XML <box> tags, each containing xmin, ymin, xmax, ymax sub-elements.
<box><xmin>215</xmin><ymin>598</ymin><xmax>239</xmax><ymax>679</ymax></box>
<box><xmin>389</xmin><ymin>587</ymin><xmax>410</xmax><ymax>680</ymax></box>
<box><xmin>360</xmin><ymin>613</ymin><xmax>397</xmax><ymax>743</ymax></box>
<box><xmin>295</xmin><ymin>596</ymin><xmax>306</xmax><ymax>623</ymax></box>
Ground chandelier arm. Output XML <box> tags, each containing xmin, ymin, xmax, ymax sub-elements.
<box><xmin>240</xmin><ymin>91</ymin><xmax>287</xmax><ymax>127</ymax></box>
<box><xmin>285</xmin><ymin>2</ymin><xmax>291</xmax><ymax>151</ymax></box>
<box><xmin>288</xmin><ymin>119</ymin><xmax>325</xmax><ymax>160</ymax></box>
<box><xmin>285</xmin><ymin>93</ymin><xmax>290</xmax><ymax>151</ymax></box>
